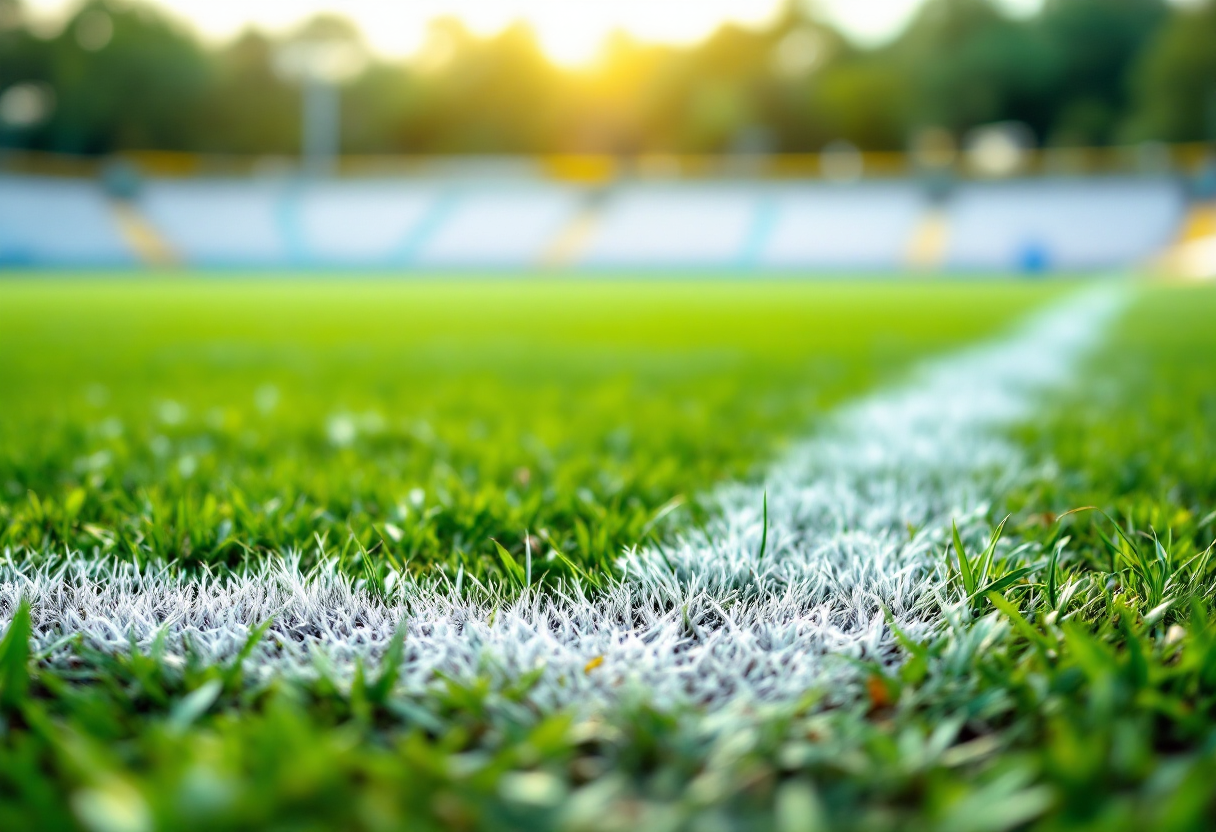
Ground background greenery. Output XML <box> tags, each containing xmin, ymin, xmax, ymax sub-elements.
<box><xmin>1</xmin><ymin>0</ymin><xmax>1214</xmax><ymax>155</ymax></box>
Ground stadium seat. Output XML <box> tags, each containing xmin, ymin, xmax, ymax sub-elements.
<box><xmin>139</xmin><ymin>180</ymin><xmax>291</xmax><ymax>266</ymax></box>
<box><xmin>293</xmin><ymin>182</ymin><xmax>439</xmax><ymax>266</ymax></box>
<box><xmin>759</xmin><ymin>183</ymin><xmax>926</xmax><ymax>270</ymax></box>
<box><xmin>0</xmin><ymin>175</ymin><xmax>134</xmax><ymax>266</ymax></box>
<box><xmin>945</xmin><ymin>178</ymin><xmax>1185</xmax><ymax>271</ymax></box>
<box><xmin>413</xmin><ymin>187</ymin><xmax>581</xmax><ymax>267</ymax></box>
<box><xmin>581</xmin><ymin>186</ymin><xmax>762</xmax><ymax>268</ymax></box>
<box><xmin>1</xmin><ymin>173</ymin><xmax>1191</xmax><ymax>272</ymax></box>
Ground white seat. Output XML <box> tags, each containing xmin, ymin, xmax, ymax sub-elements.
<box><xmin>0</xmin><ymin>176</ymin><xmax>132</xmax><ymax>265</ymax></box>
<box><xmin>295</xmin><ymin>183</ymin><xmax>437</xmax><ymax>265</ymax></box>
<box><xmin>415</xmin><ymin>188</ymin><xmax>580</xmax><ymax>267</ymax></box>
<box><xmin>2</xmin><ymin>173</ymin><xmax>1187</xmax><ymax>272</ymax></box>
<box><xmin>582</xmin><ymin>187</ymin><xmax>761</xmax><ymax>267</ymax></box>
<box><xmin>140</xmin><ymin>181</ymin><xmax>288</xmax><ymax>265</ymax></box>
<box><xmin>945</xmin><ymin>179</ymin><xmax>1184</xmax><ymax>270</ymax></box>
<box><xmin>760</xmin><ymin>184</ymin><xmax>924</xmax><ymax>269</ymax></box>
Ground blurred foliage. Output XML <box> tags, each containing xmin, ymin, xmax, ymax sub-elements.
<box><xmin>0</xmin><ymin>0</ymin><xmax>211</xmax><ymax>153</ymax></box>
<box><xmin>892</xmin><ymin>0</ymin><xmax>1169</xmax><ymax>146</ymax></box>
<box><xmin>0</xmin><ymin>0</ymin><xmax>1212</xmax><ymax>155</ymax></box>
<box><xmin>1125</xmin><ymin>0</ymin><xmax>1216</xmax><ymax>144</ymax></box>
<box><xmin>0</xmin><ymin>278</ymin><xmax>1061</xmax><ymax>582</ymax></box>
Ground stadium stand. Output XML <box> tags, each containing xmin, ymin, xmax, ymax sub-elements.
<box><xmin>944</xmin><ymin>178</ymin><xmax>1185</xmax><ymax>271</ymax></box>
<box><xmin>414</xmin><ymin>186</ymin><xmax>581</xmax><ymax>267</ymax></box>
<box><xmin>581</xmin><ymin>185</ymin><xmax>761</xmax><ymax>268</ymax></box>
<box><xmin>292</xmin><ymin>182</ymin><xmax>438</xmax><ymax>266</ymax></box>
<box><xmin>758</xmin><ymin>183</ymin><xmax>925</xmax><ymax>270</ymax></box>
<box><xmin>0</xmin><ymin>175</ymin><xmax>134</xmax><ymax>266</ymax></box>
<box><xmin>0</xmin><ymin>171</ymin><xmax>1195</xmax><ymax>272</ymax></box>
<box><xmin>138</xmin><ymin>180</ymin><xmax>291</xmax><ymax>266</ymax></box>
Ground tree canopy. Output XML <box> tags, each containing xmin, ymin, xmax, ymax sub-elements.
<box><xmin>0</xmin><ymin>0</ymin><xmax>1212</xmax><ymax>155</ymax></box>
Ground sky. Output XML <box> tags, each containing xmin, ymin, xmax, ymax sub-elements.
<box><xmin>24</xmin><ymin>0</ymin><xmax>1049</xmax><ymax>64</ymax></box>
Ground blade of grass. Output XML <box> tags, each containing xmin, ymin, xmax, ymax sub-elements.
<box><xmin>757</xmin><ymin>490</ymin><xmax>769</xmax><ymax>564</ymax></box>
<box><xmin>953</xmin><ymin>520</ymin><xmax>975</xmax><ymax>597</ymax></box>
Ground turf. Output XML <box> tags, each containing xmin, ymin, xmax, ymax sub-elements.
<box><xmin>0</xmin><ymin>277</ymin><xmax>1063</xmax><ymax>581</ymax></box>
<box><xmin>3</xmin><ymin>277</ymin><xmax>1215</xmax><ymax>832</ymax></box>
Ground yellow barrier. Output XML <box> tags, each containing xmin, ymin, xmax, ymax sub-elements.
<box><xmin>1158</xmin><ymin>201</ymin><xmax>1216</xmax><ymax>281</ymax></box>
<box><xmin>1</xmin><ymin>143</ymin><xmax>1211</xmax><ymax>182</ymax></box>
<box><xmin>542</xmin><ymin>154</ymin><xmax>617</xmax><ymax>185</ymax></box>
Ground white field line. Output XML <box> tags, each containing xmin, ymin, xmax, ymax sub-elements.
<box><xmin>0</xmin><ymin>286</ymin><xmax>1128</xmax><ymax>714</ymax></box>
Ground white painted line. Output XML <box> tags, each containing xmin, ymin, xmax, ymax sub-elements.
<box><xmin>0</xmin><ymin>286</ymin><xmax>1128</xmax><ymax>714</ymax></box>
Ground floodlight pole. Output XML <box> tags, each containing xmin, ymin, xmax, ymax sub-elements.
<box><xmin>302</xmin><ymin>74</ymin><xmax>340</xmax><ymax>178</ymax></box>
<box><xmin>275</xmin><ymin>39</ymin><xmax>365</xmax><ymax>179</ymax></box>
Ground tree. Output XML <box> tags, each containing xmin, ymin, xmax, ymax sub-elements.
<box><xmin>1038</xmin><ymin>0</ymin><xmax>1168</xmax><ymax>145</ymax></box>
<box><xmin>196</xmin><ymin>30</ymin><xmax>297</xmax><ymax>155</ymax></box>
<box><xmin>35</xmin><ymin>1</ymin><xmax>210</xmax><ymax>153</ymax></box>
<box><xmin>1125</xmin><ymin>0</ymin><xmax>1216</xmax><ymax>142</ymax></box>
<box><xmin>893</xmin><ymin>0</ymin><xmax>1056</xmax><ymax>140</ymax></box>
<box><xmin>0</xmin><ymin>0</ymin><xmax>1205</xmax><ymax>155</ymax></box>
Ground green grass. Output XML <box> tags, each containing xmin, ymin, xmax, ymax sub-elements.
<box><xmin>3</xmin><ymin>277</ymin><xmax>1216</xmax><ymax>832</ymax></box>
<box><xmin>0</xmin><ymin>277</ymin><xmax>1063</xmax><ymax>582</ymax></box>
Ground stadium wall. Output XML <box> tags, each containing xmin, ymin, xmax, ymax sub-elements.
<box><xmin>1</xmin><ymin>147</ymin><xmax>1213</xmax><ymax>274</ymax></box>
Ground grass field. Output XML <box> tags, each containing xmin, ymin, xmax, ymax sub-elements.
<box><xmin>1</xmin><ymin>276</ymin><xmax>1215</xmax><ymax>831</ymax></box>
<box><xmin>0</xmin><ymin>278</ymin><xmax>1065</xmax><ymax>577</ymax></box>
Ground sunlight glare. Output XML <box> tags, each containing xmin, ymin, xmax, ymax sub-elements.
<box><xmin>26</xmin><ymin>0</ymin><xmax>787</xmax><ymax>62</ymax></box>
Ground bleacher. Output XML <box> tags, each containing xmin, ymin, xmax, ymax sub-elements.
<box><xmin>581</xmin><ymin>185</ymin><xmax>763</xmax><ymax>268</ymax></box>
<box><xmin>140</xmin><ymin>180</ymin><xmax>291</xmax><ymax>266</ymax></box>
<box><xmin>758</xmin><ymin>183</ymin><xmax>925</xmax><ymax>270</ymax></box>
<box><xmin>0</xmin><ymin>175</ymin><xmax>134</xmax><ymax>266</ymax></box>
<box><xmin>944</xmin><ymin>179</ymin><xmax>1184</xmax><ymax>271</ymax></box>
<box><xmin>0</xmin><ymin>170</ymin><xmax>1192</xmax><ymax>272</ymax></box>
<box><xmin>291</xmin><ymin>182</ymin><xmax>438</xmax><ymax>266</ymax></box>
<box><xmin>413</xmin><ymin>186</ymin><xmax>581</xmax><ymax>268</ymax></box>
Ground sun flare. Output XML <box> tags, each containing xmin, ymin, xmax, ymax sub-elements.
<box><xmin>25</xmin><ymin>0</ymin><xmax>787</xmax><ymax>64</ymax></box>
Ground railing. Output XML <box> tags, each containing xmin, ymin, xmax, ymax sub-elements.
<box><xmin>1</xmin><ymin>143</ymin><xmax>1212</xmax><ymax>182</ymax></box>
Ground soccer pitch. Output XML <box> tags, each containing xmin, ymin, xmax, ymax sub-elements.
<box><xmin>1</xmin><ymin>276</ymin><xmax>1215</xmax><ymax>831</ymax></box>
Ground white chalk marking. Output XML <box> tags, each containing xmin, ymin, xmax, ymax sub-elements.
<box><xmin>0</xmin><ymin>286</ymin><xmax>1128</xmax><ymax>713</ymax></box>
